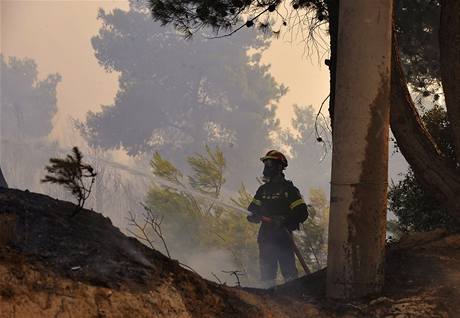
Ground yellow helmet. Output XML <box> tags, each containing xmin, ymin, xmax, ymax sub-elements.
<box><xmin>260</xmin><ymin>150</ymin><xmax>288</xmax><ymax>168</ymax></box>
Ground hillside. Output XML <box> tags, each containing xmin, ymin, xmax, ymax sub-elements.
<box><xmin>0</xmin><ymin>188</ymin><xmax>459</xmax><ymax>317</ymax></box>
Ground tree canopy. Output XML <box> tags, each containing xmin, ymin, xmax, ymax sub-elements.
<box><xmin>1</xmin><ymin>55</ymin><xmax>61</xmax><ymax>140</ymax></box>
<box><xmin>79</xmin><ymin>1</ymin><xmax>287</xmax><ymax>189</ymax></box>
<box><xmin>395</xmin><ymin>0</ymin><xmax>441</xmax><ymax>93</ymax></box>
<box><xmin>147</xmin><ymin>0</ymin><xmax>460</xmax><ymax>223</ymax></box>
<box><xmin>389</xmin><ymin>106</ymin><xmax>460</xmax><ymax>232</ymax></box>
<box><xmin>148</xmin><ymin>0</ymin><xmax>440</xmax><ymax>90</ymax></box>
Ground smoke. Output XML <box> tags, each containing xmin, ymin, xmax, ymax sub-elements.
<box><xmin>119</xmin><ymin>239</ymin><xmax>155</xmax><ymax>269</ymax></box>
<box><xmin>183</xmin><ymin>250</ymin><xmax>236</xmax><ymax>282</ymax></box>
<box><xmin>177</xmin><ymin>248</ymin><xmax>259</xmax><ymax>287</ymax></box>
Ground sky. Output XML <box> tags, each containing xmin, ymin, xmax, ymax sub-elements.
<box><xmin>0</xmin><ymin>0</ymin><xmax>407</xmax><ymax>180</ymax></box>
<box><xmin>0</xmin><ymin>0</ymin><xmax>330</xmax><ymax>144</ymax></box>
<box><xmin>0</xmin><ymin>0</ymin><xmax>408</xmax><ymax>219</ymax></box>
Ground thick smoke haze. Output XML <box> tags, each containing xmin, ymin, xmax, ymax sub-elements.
<box><xmin>0</xmin><ymin>0</ymin><xmax>408</xmax><ymax>285</ymax></box>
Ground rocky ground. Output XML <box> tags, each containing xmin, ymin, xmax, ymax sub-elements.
<box><xmin>0</xmin><ymin>188</ymin><xmax>459</xmax><ymax>317</ymax></box>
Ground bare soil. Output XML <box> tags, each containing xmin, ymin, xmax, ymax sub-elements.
<box><xmin>1</xmin><ymin>188</ymin><xmax>459</xmax><ymax>317</ymax></box>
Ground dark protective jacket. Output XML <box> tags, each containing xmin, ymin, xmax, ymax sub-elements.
<box><xmin>247</xmin><ymin>176</ymin><xmax>308</xmax><ymax>242</ymax></box>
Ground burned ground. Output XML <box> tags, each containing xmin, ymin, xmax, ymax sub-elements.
<box><xmin>1</xmin><ymin>188</ymin><xmax>459</xmax><ymax>317</ymax></box>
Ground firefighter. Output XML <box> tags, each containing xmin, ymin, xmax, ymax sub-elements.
<box><xmin>247</xmin><ymin>150</ymin><xmax>309</xmax><ymax>288</ymax></box>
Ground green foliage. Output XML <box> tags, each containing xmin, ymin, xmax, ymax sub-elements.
<box><xmin>422</xmin><ymin>105</ymin><xmax>457</xmax><ymax>163</ymax></box>
<box><xmin>41</xmin><ymin>147</ymin><xmax>97</xmax><ymax>213</ymax></box>
<box><xmin>143</xmin><ymin>146</ymin><xmax>330</xmax><ymax>282</ymax></box>
<box><xmin>219</xmin><ymin>184</ymin><xmax>259</xmax><ymax>274</ymax></box>
<box><xmin>395</xmin><ymin>0</ymin><xmax>441</xmax><ymax>93</ymax></box>
<box><xmin>389</xmin><ymin>170</ymin><xmax>460</xmax><ymax>232</ymax></box>
<box><xmin>230</xmin><ymin>183</ymin><xmax>255</xmax><ymax>209</ymax></box>
<box><xmin>296</xmin><ymin>187</ymin><xmax>329</xmax><ymax>271</ymax></box>
<box><xmin>389</xmin><ymin>106</ymin><xmax>460</xmax><ymax>233</ymax></box>
<box><xmin>187</xmin><ymin>145</ymin><xmax>226</xmax><ymax>197</ymax></box>
<box><xmin>151</xmin><ymin>152</ymin><xmax>183</xmax><ymax>184</ymax></box>
<box><xmin>145</xmin><ymin>146</ymin><xmax>260</xmax><ymax>280</ymax></box>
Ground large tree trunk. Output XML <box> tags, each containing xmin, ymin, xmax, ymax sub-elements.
<box><xmin>439</xmin><ymin>0</ymin><xmax>460</xmax><ymax>163</ymax></box>
<box><xmin>0</xmin><ymin>166</ymin><xmax>8</xmax><ymax>188</ymax></box>
<box><xmin>390</xmin><ymin>35</ymin><xmax>460</xmax><ymax>223</ymax></box>
<box><xmin>326</xmin><ymin>0</ymin><xmax>392</xmax><ymax>299</ymax></box>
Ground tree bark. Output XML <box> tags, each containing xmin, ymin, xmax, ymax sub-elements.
<box><xmin>439</xmin><ymin>0</ymin><xmax>460</xmax><ymax>163</ymax></box>
<box><xmin>390</xmin><ymin>34</ymin><xmax>460</xmax><ymax>223</ymax></box>
<box><xmin>327</xmin><ymin>0</ymin><xmax>392</xmax><ymax>299</ymax></box>
<box><xmin>325</xmin><ymin>0</ymin><xmax>339</xmax><ymax>129</ymax></box>
<box><xmin>0</xmin><ymin>166</ymin><xmax>8</xmax><ymax>188</ymax></box>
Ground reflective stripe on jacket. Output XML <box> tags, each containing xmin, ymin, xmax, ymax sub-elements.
<box><xmin>248</xmin><ymin>177</ymin><xmax>308</xmax><ymax>237</ymax></box>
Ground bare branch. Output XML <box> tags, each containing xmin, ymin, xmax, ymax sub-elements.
<box><xmin>126</xmin><ymin>205</ymin><xmax>171</xmax><ymax>258</ymax></box>
<box><xmin>222</xmin><ymin>270</ymin><xmax>246</xmax><ymax>287</ymax></box>
<box><xmin>179</xmin><ymin>262</ymin><xmax>199</xmax><ymax>275</ymax></box>
<box><xmin>211</xmin><ymin>272</ymin><xmax>224</xmax><ymax>284</ymax></box>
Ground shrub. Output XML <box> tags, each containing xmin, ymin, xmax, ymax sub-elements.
<box><xmin>41</xmin><ymin>147</ymin><xmax>97</xmax><ymax>215</ymax></box>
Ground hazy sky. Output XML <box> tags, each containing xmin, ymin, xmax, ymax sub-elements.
<box><xmin>1</xmin><ymin>0</ymin><xmax>329</xmax><ymax>143</ymax></box>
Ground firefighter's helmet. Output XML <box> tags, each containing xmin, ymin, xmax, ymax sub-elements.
<box><xmin>260</xmin><ymin>150</ymin><xmax>288</xmax><ymax>168</ymax></box>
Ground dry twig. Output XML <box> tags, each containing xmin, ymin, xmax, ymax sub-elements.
<box><xmin>126</xmin><ymin>204</ymin><xmax>171</xmax><ymax>258</ymax></box>
<box><xmin>222</xmin><ymin>270</ymin><xmax>246</xmax><ymax>287</ymax></box>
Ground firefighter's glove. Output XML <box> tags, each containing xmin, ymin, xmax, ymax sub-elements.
<box><xmin>247</xmin><ymin>214</ymin><xmax>261</xmax><ymax>224</ymax></box>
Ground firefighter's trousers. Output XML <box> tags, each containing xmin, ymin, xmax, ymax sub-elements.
<box><xmin>258</xmin><ymin>228</ymin><xmax>298</xmax><ymax>285</ymax></box>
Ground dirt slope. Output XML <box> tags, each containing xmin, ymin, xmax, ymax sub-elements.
<box><xmin>271</xmin><ymin>229</ymin><xmax>460</xmax><ymax>317</ymax></box>
<box><xmin>0</xmin><ymin>188</ymin><xmax>459</xmax><ymax>317</ymax></box>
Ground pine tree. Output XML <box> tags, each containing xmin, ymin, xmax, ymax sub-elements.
<box><xmin>41</xmin><ymin>147</ymin><xmax>97</xmax><ymax>214</ymax></box>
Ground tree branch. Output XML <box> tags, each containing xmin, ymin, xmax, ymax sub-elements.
<box><xmin>390</xmin><ymin>29</ymin><xmax>460</xmax><ymax>222</ymax></box>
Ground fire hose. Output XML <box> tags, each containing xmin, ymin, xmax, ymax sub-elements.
<box><xmin>259</xmin><ymin>215</ymin><xmax>311</xmax><ymax>275</ymax></box>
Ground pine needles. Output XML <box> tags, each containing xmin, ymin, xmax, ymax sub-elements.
<box><xmin>41</xmin><ymin>147</ymin><xmax>97</xmax><ymax>216</ymax></box>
